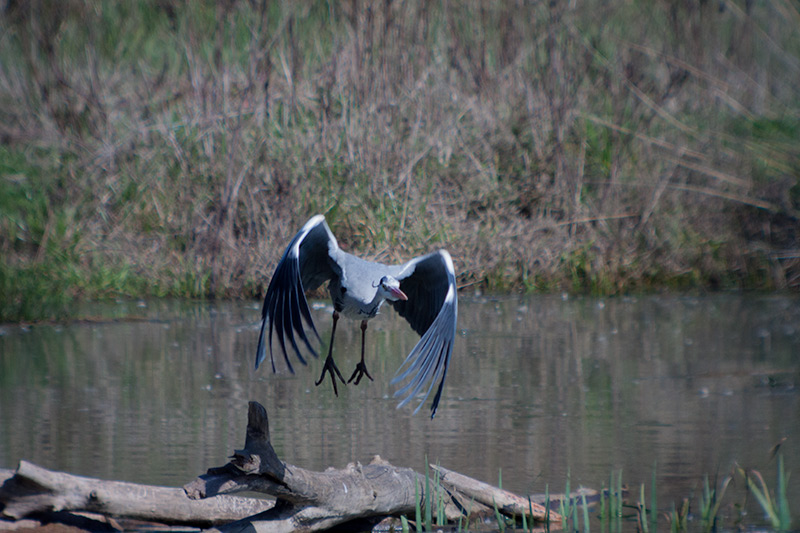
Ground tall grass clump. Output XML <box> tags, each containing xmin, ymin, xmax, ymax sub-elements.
<box><xmin>699</xmin><ymin>473</ymin><xmax>732</xmax><ymax>532</ymax></box>
<box><xmin>1</xmin><ymin>1</ymin><xmax>799</xmax><ymax>321</ymax></box>
<box><xmin>739</xmin><ymin>447</ymin><xmax>793</xmax><ymax>531</ymax></box>
<box><xmin>621</xmin><ymin>449</ymin><xmax>792</xmax><ymax>532</ymax></box>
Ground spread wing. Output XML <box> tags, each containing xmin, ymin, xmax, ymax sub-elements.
<box><xmin>388</xmin><ymin>250</ymin><xmax>458</xmax><ymax>418</ymax></box>
<box><xmin>255</xmin><ymin>215</ymin><xmax>341</xmax><ymax>373</ymax></box>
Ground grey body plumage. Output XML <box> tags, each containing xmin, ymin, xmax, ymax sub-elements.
<box><xmin>255</xmin><ymin>214</ymin><xmax>457</xmax><ymax>418</ymax></box>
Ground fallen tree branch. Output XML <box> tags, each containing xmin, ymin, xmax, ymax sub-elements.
<box><xmin>1</xmin><ymin>401</ymin><xmax>586</xmax><ymax>532</ymax></box>
<box><xmin>184</xmin><ymin>401</ymin><xmax>561</xmax><ymax>533</ymax></box>
<box><xmin>432</xmin><ymin>465</ymin><xmax>591</xmax><ymax>519</ymax></box>
<box><xmin>0</xmin><ymin>461</ymin><xmax>272</xmax><ymax>527</ymax></box>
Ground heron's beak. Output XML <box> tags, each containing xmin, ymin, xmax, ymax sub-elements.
<box><xmin>389</xmin><ymin>287</ymin><xmax>408</xmax><ymax>301</ymax></box>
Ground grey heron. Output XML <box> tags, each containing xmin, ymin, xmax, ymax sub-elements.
<box><xmin>255</xmin><ymin>214</ymin><xmax>457</xmax><ymax>418</ymax></box>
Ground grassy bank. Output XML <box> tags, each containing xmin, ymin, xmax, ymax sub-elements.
<box><xmin>1</xmin><ymin>1</ymin><xmax>799</xmax><ymax>322</ymax></box>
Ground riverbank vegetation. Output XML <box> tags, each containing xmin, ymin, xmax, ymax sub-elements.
<box><xmin>1</xmin><ymin>1</ymin><xmax>799</xmax><ymax>321</ymax></box>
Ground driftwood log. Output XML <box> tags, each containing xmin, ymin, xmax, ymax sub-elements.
<box><xmin>1</xmin><ymin>401</ymin><xmax>597</xmax><ymax>532</ymax></box>
<box><xmin>183</xmin><ymin>401</ymin><xmax>566</xmax><ymax>533</ymax></box>
<box><xmin>0</xmin><ymin>461</ymin><xmax>272</xmax><ymax>529</ymax></box>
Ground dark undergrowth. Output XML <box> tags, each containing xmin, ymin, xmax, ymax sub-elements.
<box><xmin>1</xmin><ymin>1</ymin><xmax>799</xmax><ymax>322</ymax></box>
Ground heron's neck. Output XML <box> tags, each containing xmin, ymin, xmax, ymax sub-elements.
<box><xmin>362</xmin><ymin>290</ymin><xmax>387</xmax><ymax>318</ymax></box>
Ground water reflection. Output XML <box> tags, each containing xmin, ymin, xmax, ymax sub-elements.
<box><xmin>1</xmin><ymin>295</ymin><xmax>798</xmax><ymax>521</ymax></box>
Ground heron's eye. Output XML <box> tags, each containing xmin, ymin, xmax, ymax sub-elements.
<box><xmin>340</xmin><ymin>287</ymin><xmax>347</xmax><ymax>294</ymax></box>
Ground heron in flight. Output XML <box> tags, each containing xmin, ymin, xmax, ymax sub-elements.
<box><xmin>255</xmin><ymin>214</ymin><xmax>457</xmax><ymax>418</ymax></box>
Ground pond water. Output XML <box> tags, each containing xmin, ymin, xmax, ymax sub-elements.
<box><xmin>1</xmin><ymin>294</ymin><xmax>798</xmax><ymax>529</ymax></box>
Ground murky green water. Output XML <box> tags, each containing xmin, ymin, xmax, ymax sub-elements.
<box><xmin>1</xmin><ymin>294</ymin><xmax>798</xmax><ymax>526</ymax></box>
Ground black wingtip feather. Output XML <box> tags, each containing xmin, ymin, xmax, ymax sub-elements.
<box><xmin>273</xmin><ymin>287</ymin><xmax>295</xmax><ymax>375</ymax></box>
<box><xmin>255</xmin><ymin>215</ymin><xmax>335</xmax><ymax>376</ymax></box>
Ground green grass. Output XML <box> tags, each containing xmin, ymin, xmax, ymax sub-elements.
<box><xmin>699</xmin><ymin>473</ymin><xmax>732</xmax><ymax>532</ymax></box>
<box><xmin>637</xmin><ymin>483</ymin><xmax>648</xmax><ymax>533</ymax></box>
<box><xmin>415</xmin><ymin>475</ymin><xmax>422</xmax><ymax>533</ymax></box>
<box><xmin>409</xmin><ymin>451</ymin><xmax>791</xmax><ymax>532</ymax></box>
<box><xmin>531</xmin><ymin>457</ymin><xmax>793</xmax><ymax>533</ymax></box>
<box><xmin>739</xmin><ymin>448</ymin><xmax>793</xmax><ymax>531</ymax></box>
<box><xmin>0</xmin><ymin>261</ymin><xmax>73</xmax><ymax>322</ymax></box>
<box><xmin>1</xmin><ymin>1</ymin><xmax>799</xmax><ymax>322</ymax></box>
<box><xmin>669</xmin><ymin>498</ymin><xmax>690</xmax><ymax>533</ymax></box>
<box><xmin>424</xmin><ymin>462</ymin><xmax>432</xmax><ymax>531</ymax></box>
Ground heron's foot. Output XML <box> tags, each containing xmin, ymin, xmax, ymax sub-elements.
<box><xmin>315</xmin><ymin>354</ymin><xmax>346</xmax><ymax>396</ymax></box>
<box><xmin>347</xmin><ymin>361</ymin><xmax>374</xmax><ymax>386</ymax></box>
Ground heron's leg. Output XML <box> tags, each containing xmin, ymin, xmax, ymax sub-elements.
<box><xmin>348</xmin><ymin>320</ymin><xmax>374</xmax><ymax>385</ymax></box>
<box><xmin>315</xmin><ymin>311</ymin><xmax>347</xmax><ymax>396</ymax></box>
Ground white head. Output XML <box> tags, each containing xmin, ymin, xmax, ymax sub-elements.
<box><xmin>378</xmin><ymin>275</ymin><xmax>408</xmax><ymax>302</ymax></box>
